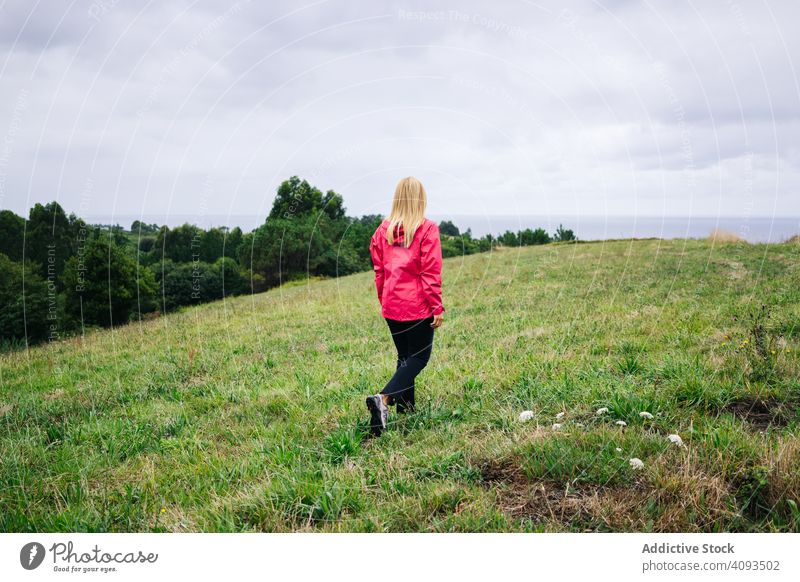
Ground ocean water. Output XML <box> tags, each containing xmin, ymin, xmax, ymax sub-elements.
<box><xmin>87</xmin><ymin>214</ymin><xmax>800</xmax><ymax>243</ymax></box>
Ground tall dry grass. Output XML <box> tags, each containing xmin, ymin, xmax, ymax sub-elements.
<box><xmin>708</xmin><ymin>229</ymin><xmax>745</xmax><ymax>243</ymax></box>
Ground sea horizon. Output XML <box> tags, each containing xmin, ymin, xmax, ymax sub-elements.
<box><xmin>81</xmin><ymin>213</ymin><xmax>800</xmax><ymax>244</ymax></box>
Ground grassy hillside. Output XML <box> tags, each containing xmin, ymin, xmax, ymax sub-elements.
<box><xmin>1</xmin><ymin>238</ymin><xmax>799</xmax><ymax>532</ymax></box>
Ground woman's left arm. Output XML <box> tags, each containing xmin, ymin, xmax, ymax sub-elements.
<box><xmin>420</xmin><ymin>222</ymin><xmax>444</xmax><ymax>322</ymax></box>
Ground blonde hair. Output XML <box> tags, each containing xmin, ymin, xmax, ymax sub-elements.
<box><xmin>387</xmin><ymin>176</ymin><xmax>427</xmax><ymax>247</ymax></box>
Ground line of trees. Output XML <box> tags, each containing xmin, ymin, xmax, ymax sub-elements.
<box><xmin>437</xmin><ymin>219</ymin><xmax>575</xmax><ymax>256</ymax></box>
<box><xmin>0</xmin><ymin>176</ymin><xmax>575</xmax><ymax>349</ymax></box>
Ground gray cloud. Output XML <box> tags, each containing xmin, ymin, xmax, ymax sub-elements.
<box><xmin>0</xmin><ymin>0</ymin><xmax>798</xmax><ymax>225</ymax></box>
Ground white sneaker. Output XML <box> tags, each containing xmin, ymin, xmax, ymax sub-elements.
<box><xmin>366</xmin><ymin>394</ymin><xmax>388</xmax><ymax>436</ymax></box>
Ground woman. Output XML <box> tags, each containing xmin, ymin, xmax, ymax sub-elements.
<box><xmin>366</xmin><ymin>176</ymin><xmax>444</xmax><ymax>436</ymax></box>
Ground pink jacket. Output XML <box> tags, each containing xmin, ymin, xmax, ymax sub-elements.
<box><xmin>369</xmin><ymin>218</ymin><xmax>445</xmax><ymax>321</ymax></box>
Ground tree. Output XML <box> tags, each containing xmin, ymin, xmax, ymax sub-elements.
<box><xmin>0</xmin><ymin>253</ymin><xmax>51</xmax><ymax>345</ymax></box>
<box><xmin>131</xmin><ymin>220</ymin><xmax>160</xmax><ymax>234</ymax></box>
<box><xmin>440</xmin><ymin>236</ymin><xmax>461</xmax><ymax>258</ymax></box>
<box><xmin>200</xmin><ymin>227</ymin><xmax>225</xmax><ymax>263</ymax></box>
<box><xmin>155</xmin><ymin>260</ymin><xmax>195</xmax><ymax>311</ymax></box>
<box><xmin>217</xmin><ymin>257</ymin><xmax>245</xmax><ymax>297</ymax></box>
<box><xmin>341</xmin><ymin>215</ymin><xmax>383</xmax><ymax>269</ymax></box>
<box><xmin>138</xmin><ymin>238</ymin><xmax>155</xmax><ymax>253</ymax></box>
<box><xmin>322</xmin><ymin>190</ymin><xmax>346</xmax><ymax>220</ymax></box>
<box><xmin>223</xmin><ymin>226</ymin><xmax>243</xmax><ymax>261</ymax></box>
<box><xmin>0</xmin><ymin>210</ymin><xmax>25</xmax><ymax>261</ymax></box>
<box><xmin>498</xmin><ymin>230</ymin><xmax>519</xmax><ymax>246</ymax></box>
<box><xmin>554</xmin><ymin>224</ymin><xmax>576</xmax><ymax>242</ymax></box>
<box><xmin>438</xmin><ymin>220</ymin><xmax>460</xmax><ymax>237</ymax></box>
<box><xmin>153</xmin><ymin>258</ymin><xmax>245</xmax><ymax>311</ymax></box>
<box><xmin>152</xmin><ymin>223</ymin><xmax>203</xmax><ymax>263</ymax></box>
<box><xmin>316</xmin><ymin>238</ymin><xmax>362</xmax><ymax>277</ymax></box>
<box><xmin>268</xmin><ymin>176</ymin><xmax>346</xmax><ymax>221</ymax></box>
<box><xmin>519</xmin><ymin>227</ymin><xmax>551</xmax><ymax>245</ymax></box>
<box><xmin>246</xmin><ymin>217</ymin><xmax>328</xmax><ymax>287</ymax></box>
<box><xmin>25</xmin><ymin>201</ymin><xmax>77</xmax><ymax>283</ymax></box>
<box><xmin>62</xmin><ymin>230</ymin><xmax>156</xmax><ymax>328</ymax></box>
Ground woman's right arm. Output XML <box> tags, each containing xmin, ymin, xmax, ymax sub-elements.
<box><xmin>369</xmin><ymin>231</ymin><xmax>384</xmax><ymax>304</ymax></box>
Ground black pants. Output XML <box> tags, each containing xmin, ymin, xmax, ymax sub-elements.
<box><xmin>381</xmin><ymin>316</ymin><xmax>435</xmax><ymax>413</ymax></box>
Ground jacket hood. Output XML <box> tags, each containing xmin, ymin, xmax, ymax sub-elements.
<box><xmin>383</xmin><ymin>219</ymin><xmax>428</xmax><ymax>246</ymax></box>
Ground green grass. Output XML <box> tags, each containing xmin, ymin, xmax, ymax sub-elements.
<box><xmin>1</xmin><ymin>238</ymin><xmax>799</xmax><ymax>532</ymax></box>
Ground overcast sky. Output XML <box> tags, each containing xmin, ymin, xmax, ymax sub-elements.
<box><xmin>0</xmin><ymin>0</ymin><xmax>798</xmax><ymax>227</ymax></box>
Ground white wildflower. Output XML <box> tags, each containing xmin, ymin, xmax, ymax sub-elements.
<box><xmin>615</xmin><ymin>420</ymin><xmax>627</xmax><ymax>427</ymax></box>
<box><xmin>615</xmin><ymin>447</ymin><xmax>622</xmax><ymax>453</ymax></box>
<box><xmin>552</xmin><ymin>423</ymin><xmax>562</xmax><ymax>431</ymax></box>
<box><xmin>629</xmin><ymin>458</ymin><xmax>644</xmax><ymax>470</ymax></box>
<box><xmin>667</xmin><ymin>434</ymin><xmax>684</xmax><ymax>447</ymax></box>
<box><xmin>555</xmin><ymin>411</ymin><xmax>565</xmax><ymax>420</ymax></box>
<box><xmin>596</xmin><ymin>407</ymin><xmax>609</xmax><ymax>415</ymax></box>
<box><xmin>639</xmin><ymin>411</ymin><xmax>654</xmax><ymax>419</ymax></box>
<box><xmin>518</xmin><ymin>410</ymin><xmax>534</xmax><ymax>422</ymax></box>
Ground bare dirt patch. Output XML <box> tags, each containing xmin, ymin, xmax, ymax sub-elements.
<box><xmin>723</xmin><ymin>396</ymin><xmax>797</xmax><ymax>429</ymax></box>
<box><xmin>478</xmin><ymin>457</ymin><xmax>642</xmax><ymax>530</ymax></box>
<box><xmin>479</xmin><ymin>454</ymin><xmax>738</xmax><ymax>532</ymax></box>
